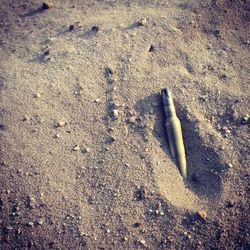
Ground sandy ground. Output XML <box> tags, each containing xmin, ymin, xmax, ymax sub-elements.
<box><xmin>0</xmin><ymin>0</ymin><xmax>249</xmax><ymax>249</ymax></box>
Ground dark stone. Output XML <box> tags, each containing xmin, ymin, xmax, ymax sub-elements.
<box><xmin>136</xmin><ymin>21</ymin><xmax>145</xmax><ymax>27</ymax></box>
<box><xmin>134</xmin><ymin>186</ymin><xmax>147</xmax><ymax>200</ymax></box>
<box><xmin>149</xmin><ymin>45</ymin><xmax>156</xmax><ymax>52</ymax></box>
<box><xmin>213</xmin><ymin>29</ymin><xmax>221</xmax><ymax>38</ymax></box>
<box><xmin>69</xmin><ymin>25</ymin><xmax>75</xmax><ymax>31</ymax></box>
<box><xmin>44</xmin><ymin>49</ymin><xmax>50</xmax><ymax>55</ymax></box>
<box><xmin>186</xmin><ymin>63</ymin><xmax>195</xmax><ymax>73</ymax></box>
<box><xmin>92</xmin><ymin>26</ymin><xmax>100</xmax><ymax>32</ymax></box>
<box><xmin>0</xmin><ymin>124</ymin><xmax>6</xmax><ymax>131</ymax></box>
<box><xmin>42</xmin><ymin>2</ymin><xmax>51</xmax><ymax>10</ymax></box>
<box><xmin>133</xmin><ymin>222</ymin><xmax>140</xmax><ymax>228</ymax></box>
<box><xmin>225</xmin><ymin>200</ymin><xmax>234</xmax><ymax>208</ymax></box>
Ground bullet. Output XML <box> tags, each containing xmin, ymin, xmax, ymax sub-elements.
<box><xmin>161</xmin><ymin>88</ymin><xmax>187</xmax><ymax>178</ymax></box>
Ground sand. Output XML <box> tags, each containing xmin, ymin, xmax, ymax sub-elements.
<box><xmin>0</xmin><ymin>0</ymin><xmax>249</xmax><ymax>249</ymax></box>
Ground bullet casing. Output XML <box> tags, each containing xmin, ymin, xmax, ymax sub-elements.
<box><xmin>161</xmin><ymin>88</ymin><xmax>187</xmax><ymax>178</ymax></box>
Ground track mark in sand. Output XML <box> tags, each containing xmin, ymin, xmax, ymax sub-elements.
<box><xmin>104</xmin><ymin>66</ymin><xmax>117</xmax><ymax>121</ymax></box>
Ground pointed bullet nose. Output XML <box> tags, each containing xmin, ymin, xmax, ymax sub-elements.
<box><xmin>161</xmin><ymin>88</ymin><xmax>173</xmax><ymax>104</ymax></box>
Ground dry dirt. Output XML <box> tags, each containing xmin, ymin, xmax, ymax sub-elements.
<box><xmin>0</xmin><ymin>0</ymin><xmax>249</xmax><ymax>249</ymax></box>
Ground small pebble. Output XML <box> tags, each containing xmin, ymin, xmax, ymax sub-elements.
<box><xmin>38</xmin><ymin>220</ymin><xmax>44</xmax><ymax>225</ymax></box>
<box><xmin>123</xmin><ymin>237</ymin><xmax>128</xmax><ymax>242</ymax></box>
<box><xmin>105</xmin><ymin>67</ymin><xmax>114</xmax><ymax>77</ymax></box>
<box><xmin>94</xmin><ymin>98</ymin><xmax>100</xmax><ymax>103</ymax></box>
<box><xmin>140</xmin><ymin>239</ymin><xmax>146</xmax><ymax>245</ymax></box>
<box><xmin>107</xmin><ymin>67</ymin><xmax>114</xmax><ymax>75</ymax></box>
<box><xmin>69</xmin><ymin>24</ymin><xmax>75</xmax><ymax>31</ymax></box>
<box><xmin>92</xmin><ymin>26</ymin><xmax>100</xmax><ymax>32</ymax></box>
<box><xmin>54</xmin><ymin>133</ymin><xmax>60</xmax><ymax>138</ymax></box>
<box><xmin>220</xmin><ymin>73</ymin><xmax>227</xmax><ymax>79</ymax></box>
<box><xmin>199</xmin><ymin>95</ymin><xmax>208</xmax><ymax>102</ymax></box>
<box><xmin>214</xmin><ymin>29</ymin><xmax>220</xmax><ymax>37</ymax></box>
<box><xmin>128</xmin><ymin>116</ymin><xmax>137</xmax><ymax>124</ymax></box>
<box><xmin>197</xmin><ymin>210</ymin><xmax>207</xmax><ymax>220</ymax></box>
<box><xmin>136</xmin><ymin>18</ymin><xmax>147</xmax><ymax>27</ymax></box>
<box><xmin>73</xmin><ymin>145</ymin><xmax>80</xmax><ymax>151</ymax></box>
<box><xmin>133</xmin><ymin>222</ymin><xmax>140</xmax><ymax>228</ymax></box>
<box><xmin>124</xmin><ymin>125</ymin><xmax>128</xmax><ymax>135</ymax></box>
<box><xmin>110</xmin><ymin>136</ymin><xmax>116</xmax><ymax>142</ymax></box>
<box><xmin>207</xmin><ymin>64</ymin><xmax>214</xmax><ymax>70</ymax></box>
<box><xmin>23</xmin><ymin>116</ymin><xmax>30</xmax><ymax>121</ymax></box>
<box><xmin>186</xmin><ymin>63</ymin><xmax>195</xmax><ymax>73</ymax></box>
<box><xmin>34</xmin><ymin>93</ymin><xmax>41</xmax><ymax>98</ymax></box>
<box><xmin>27</xmin><ymin>222</ymin><xmax>34</xmax><ymax>227</ymax></box>
<box><xmin>226</xmin><ymin>200</ymin><xmax>234</xmax><ymax>208</ymax></box>
<box><xmin>149</xmin><ymin>45</ymin><xmax>156</xmax><ymax>52</ymax></box>
<box><xmin>135</xmin><ymin>186</ymin><xmax>147</xmax><ymax>200</ymax></box>
<box><xmin>108</xmin><ymin>127</ymin><xmax>114</xmax><ymax>132</ymax></box>
<box><xmin>57</xmin><ymin>121</ymin><xmax>65</xmax><ymax>127</ymax></box>
<box><xmin>44</xmin><ymin>49</ymin><xmax>50</xmax><ymax>56</ymax></box>
<box><xmin>222</xmin><ymin>126</ymin><xmax>231</xmax><ymax>134</ymax></box>
<box><xmin>42</xmin><ymin>2</ymin><xmax>53</xmax><ymax>9</ymax></box>
<box><xmin>112</xmin><ymin>109</ymin><xmax>119</xmax><ymax>119</ymax></box>
<box><xmin>27</xmin><ymin>195</ymin><xmax>36</xmax><ymax>209</ymax></box>
<box><xmin>241</xmin><ymin>114</ymin><xmax>249</xmax><ymax>124</ymax></box>
<box><xmin>82</xmin><ymin>147</ymin><xmax>90</xmax><ymax>153</ymax></box>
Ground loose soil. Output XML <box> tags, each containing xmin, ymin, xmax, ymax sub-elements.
<box><xmin>0</xmin><ymin>0</ymin><xmax>249</xmax><ymax>249</ymax></box>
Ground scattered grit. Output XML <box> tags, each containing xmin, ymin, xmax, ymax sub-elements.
<box><xmin>0</xmin><ymin>0</ymin><xmax>249</xmax><ymax>249</ymax></box>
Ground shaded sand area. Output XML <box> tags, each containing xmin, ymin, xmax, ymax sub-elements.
<box><xmin>0</xmin><ymin>0</ymin><xmax>249</xmax><ymax>249</ymax></box>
